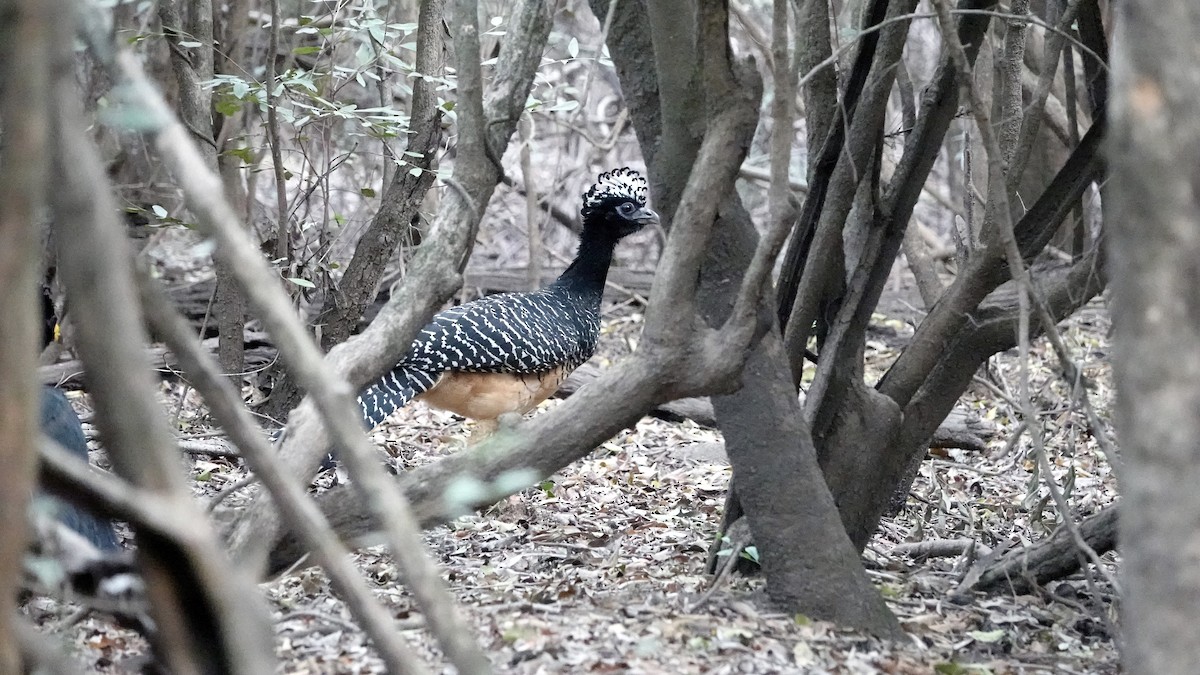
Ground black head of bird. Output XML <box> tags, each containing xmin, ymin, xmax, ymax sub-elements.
<box><xmin>580</xmin><ymin>167</ymin><xmax>659</xmax><ymax>238</ymax></box>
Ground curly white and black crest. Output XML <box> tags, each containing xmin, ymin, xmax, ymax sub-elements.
<box><xmin>581</xmin><ymin>167</ymin><xmax>646</xmax><ymax>216</ymax></box>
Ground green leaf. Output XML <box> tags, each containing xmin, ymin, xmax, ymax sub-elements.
<box><xmin>359</xmin><ymin>187</ymin><xmax>377</xmax><ymax>198</ymax></box>
<box><xmin>740</xmin><ymin>546</ymin><xmax>760</xmax><ymax>563</ymax></box>
<box><xmin>287</xmin><ymin>277</ymin><xmax>316</xmax><ymax>289</ymax></box>
<box><xmin>546</xmin><ymin>99</ymin><xmax>580</xmax><ymax>113</ymax></box>
<box><xmin>225</xmin><ymin>146</ymin><xmax>255</xmax><ymax>165</ymax></box>
<box><xmin>214</xmin><ymin>94</ymin><xmax>242</xmax><ymax>117</ymax></box>
<box><xmin>292</xmin><ymin>45</ymin><xmax>322</xmax><ymax>56</ymax></box>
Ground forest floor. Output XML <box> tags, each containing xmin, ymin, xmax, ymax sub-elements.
<box><xmin>28</xmin><ymin>275</ymin><xmax>1120</xmax><ymax>674</ymax></box>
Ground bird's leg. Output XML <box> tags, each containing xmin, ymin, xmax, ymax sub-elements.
<box><xmin>467</xmin><ymin>418</ymin><xmax>499</xmax><ymax>445</ymax></box>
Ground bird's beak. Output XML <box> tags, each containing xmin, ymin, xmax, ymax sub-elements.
<box><xmin>633</xmin><ymin>206</ymin><xmax>660</xmax><ymax>228</ymax></box>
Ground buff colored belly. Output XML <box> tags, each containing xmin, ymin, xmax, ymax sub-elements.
<box><xmin>417</xmin><ymin>366</ymin><xmax>572</xmax><ymax>420</ymax></box>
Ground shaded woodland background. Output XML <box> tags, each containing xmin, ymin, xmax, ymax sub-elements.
<box><xmin>0</xmin><ymin>0</ymin><xmax>1197</xmax><ymax>672</ymax></box>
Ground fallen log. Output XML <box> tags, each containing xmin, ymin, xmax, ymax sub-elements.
<box><xmin>957</xmin><ymin>503</ymin><xmax>1118</xmax><ymax>595</ymax></box>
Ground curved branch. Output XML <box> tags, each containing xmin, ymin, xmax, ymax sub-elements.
<box><xmin>56</xmin><ymin>24</ymin><xmax>276</xmax><ymax>675</ymax></box>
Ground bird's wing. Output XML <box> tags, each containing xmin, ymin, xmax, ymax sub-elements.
<box><xmin>357</xmin><ymin>291</ymin><xmax>599</xmax><ymax>429</ymax></box>
<box><xmin>400</xmin><ymin>291</ymin><xmax>599</xmax><ymax>374</ymax></box>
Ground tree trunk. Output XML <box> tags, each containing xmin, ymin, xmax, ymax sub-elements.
<box><xmin>594</xmin><ymin>0</ymin><xmax>901</xmax><ymax>636</ymax></box>
<box><xmin>0</xmin><ymin>0</ymin><xmax>53</xmax><ymax>668</ymax></box>
<box><xmin>1109</xmin><ymin>1</ymin><xmax>1200</xmax><ymax>672</ymax></box>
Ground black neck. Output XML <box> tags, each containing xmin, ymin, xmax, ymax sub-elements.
<box><xmin>551</xmin><ymin>227</ymin><xmax>619</xmax><ymax>296</ymax></box>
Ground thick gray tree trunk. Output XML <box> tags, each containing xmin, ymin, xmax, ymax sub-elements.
<box><xmin>593</xmin><ymin>0</ymin><xmax>901</xmax><ymax>636</ymax></box>
<box><xmin>1109</xmin><ymin>1</ymin><xmax>1200</xmax><ymax>673</ymax></box>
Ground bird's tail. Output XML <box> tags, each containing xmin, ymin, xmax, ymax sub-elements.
<box><xmin>358</xmin><ymin>366</ymin><xmax>439</xmax><ymax>430</ymax></box>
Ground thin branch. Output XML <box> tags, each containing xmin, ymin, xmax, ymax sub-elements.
<box><xmin>719</xmin><ymin>0</ymin><xmax>799</xmax><ymax>350</ymax></box>
<box><xmin>1007</xmin><ymin>0</ymin><xmax>1082</xmax><ymax>192</ymax></box>
<box><xmin>57</xmin><ymin>13</ymin><xmax>275</xmax><ymax>673</ymax></box>
<box><xmin>996</xmin><ymin>0</ymin><xmax>1031</xmax><ymax>164</ymax></box>
<box><xmin>520</xmin><ymin>114</ymin><xmax>542</xmax><ymax>291</ymax></box>
<box><xmin>934</xmin><ymin>0</ymin><xmax>1110</xmax><ymax>600</ymax></box>
<box><xmin>136</xmin><ymin>270</ymin><xmax>429</xmax><ymax>675</ymax></box>
<box><xmin>266</xmin><ymin>0</ymin><xmax>291</xmax><ymax>262</ymax></box>
<box><xmin>79</xmin><ymin>16</ymin><xmax>489</xmax><ymax>674</ymax></box>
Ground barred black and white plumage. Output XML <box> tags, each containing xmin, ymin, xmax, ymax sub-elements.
<box><xmin>357</xmin><ymin>167</ymin><xmax>658</xmax><ymax>434</ymax></box>
<box><xmin>39</xmin><ymin>387</ymin><xmax>121</xmax><ymax>552</ymax></box>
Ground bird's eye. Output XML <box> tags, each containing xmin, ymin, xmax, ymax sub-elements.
<box><xmin>618</xmin><ymin>202</ymin><xmax>635</xmax><ymax>215</ymax></box>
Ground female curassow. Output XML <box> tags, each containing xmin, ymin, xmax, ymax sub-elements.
<box><xmin>357</xmin><ymin>167</ymin><xmax>658</xmax><ymax>439</ymax></box>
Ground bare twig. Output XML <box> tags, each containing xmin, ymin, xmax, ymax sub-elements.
<box><xmin>58</xmin><ymin>12</ymin><xmax>276</xmax><ymax>673</ymax></box>
<box><xmin>266</xmin><ymin>0</ymin><xmax>291</xmax><ymax>262</ymax></box>
<box><xmin>933</xmin><ymin>0</ymin><xmax>1115</xmax><ymax>596</ymax></box>
<box><xmin>520</xmin><ymin>114</ymin><xmax>542</xmax><ymax>291</ymax></box>
<box><xmin>1008</xmin><ymin>0</ymin><xmax>1082</xmax><ymax>191</ymax></box>
<box><xmin>136</xmin><ymin>270</ymin><xmax>429</xmax><ymax>675</ymax></box>
<box><xmin>80</xmin><ymin>10</ymin><xmax>489</xmax><ymax>673</ymax></box>
<box><xmin>891</xmin><ymin>538</ymin><xmax>990</xmax><ymax>560</ymax></box>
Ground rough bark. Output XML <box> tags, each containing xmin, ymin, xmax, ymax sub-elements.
<box><xmin>1109</xmin><ymin>0</ymin><xmax>1200</xmax><ymax>671</ymax></box>
<box><xmin>795</xmin><ymin>0</ymin><xmax>837</xmax><ymax>185</ymax></box>
<box><xmin>592</xmin><ymin>0</ymin><xmax>901</xmax><ymax>636</ymax></box>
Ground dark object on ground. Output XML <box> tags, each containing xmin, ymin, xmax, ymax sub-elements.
<box><xmin>39</xmin><ymin>386</ymin><xmax>121</xmax><ymax>551</ymax></box>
